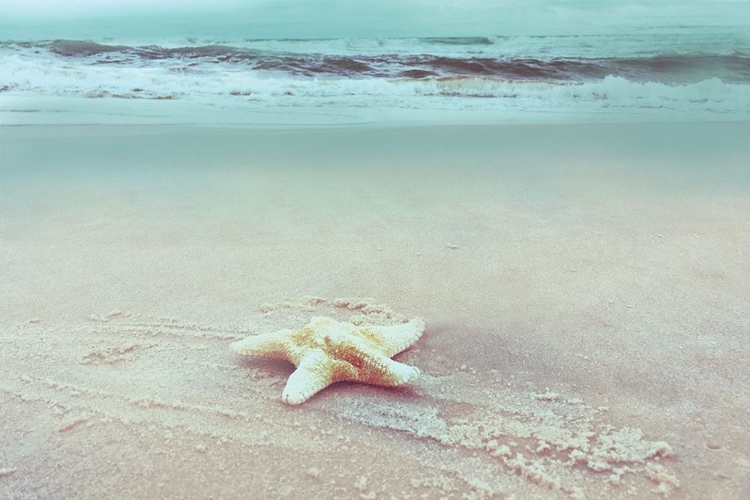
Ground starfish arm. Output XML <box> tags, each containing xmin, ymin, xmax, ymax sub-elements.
<box><xmin>366</xmin><ymin>317</ymin><xmax>426</xmax><ymax>357</ymax></box>
<box><xmin>229</xmin><ymin>330</ymin><xmax>292</xmax><ymax>360</ymax></box>
<box><xmin>281</xmin><ymin>350</ymin><xmax>332</xmax><ymax>405</ymax></box>
<box><xmin>341</xmin><ymin>354</ymin><xmax>421</xmax><ymax>387</ymax></box>
<box><xmin>377</xmin><ymin>357</ymin><xmax>421</xmax><ymax>386</ymax></box>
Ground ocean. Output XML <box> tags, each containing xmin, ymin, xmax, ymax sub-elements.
<box><xmin>1</xmin><ymin>25</ymin><xmax>749</xmax><ymax>122</ymax></box>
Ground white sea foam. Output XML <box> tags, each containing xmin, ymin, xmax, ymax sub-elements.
<box><xmin>2</xmin><ymin>29</ymin><xmax>749</xmax><ymax>125</ymax></box>
<box><xmin>1</xmin><ymin>49</ymin><xmax>747</xmax><ymax>119</ymax></box>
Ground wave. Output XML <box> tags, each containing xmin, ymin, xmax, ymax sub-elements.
<box><xmin>5</xmin><ymin>26</ymin><xmax>749</xmax><ymax>59</ymax></box>
<box><xmin>1</xmin><ymin>48</ymin><xmax>746</xmax><ymax>116</ymax></box>
<box><xmin>48</xmin><ymin>40</ymin><xmax>128</xmax><ymax>56</ymax></box>
<box><xmin>2</xmin><ymin>33</ymin><xmax>748</xmax><ymax>118</ymax></box>
<box><xmin>8</xmin><ymin>39</ymin><xmax>750</xmax><ymax>84</ymax></box>
<box><xmin>419</xmin><ymin>37</ymin><xmax>495</xmax><ymax>46</ymax></box>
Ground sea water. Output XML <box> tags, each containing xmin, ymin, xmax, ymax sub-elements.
<box><xmin>1</xmin><ymin>24</ymin><xmax>749</xmax><ymax>124</ymax></box>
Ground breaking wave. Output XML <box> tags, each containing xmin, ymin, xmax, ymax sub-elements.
<box><xmin>1</xmin><ymin>32</ymin><xmax>748</xmax><ymax>117</ymax></box>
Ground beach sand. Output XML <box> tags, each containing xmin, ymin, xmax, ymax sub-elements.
<box><xmin>1</xmin><ymin>121</ymin><xmax>749</xmax><ymax>499</ymax></box>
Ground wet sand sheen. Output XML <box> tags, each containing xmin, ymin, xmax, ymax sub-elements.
<box><xmin>1</xmin><ymin>122</ymin><xmax>749</xmax><ymax>498</ymax></box>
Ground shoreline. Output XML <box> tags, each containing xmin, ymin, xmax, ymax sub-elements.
<box><xmin>3</xmin><ymin>94</ymin><xmax>749</xmax><ymax>128</ymax></box>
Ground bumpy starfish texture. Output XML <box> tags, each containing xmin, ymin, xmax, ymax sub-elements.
<box><xmin>230</xmin><ymin>316</ymin><xmax>425</xmax><ymax>405</ymax></box>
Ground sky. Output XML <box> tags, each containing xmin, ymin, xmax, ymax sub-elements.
<box><xmin>1</xmin><ymin>0</ymin><xmax>748</xmax><ymax>39</ymax></box>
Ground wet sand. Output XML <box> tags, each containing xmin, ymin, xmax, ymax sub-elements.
<box><xmin>1</xmin><ymin>122</ymin><xmax>749</xmax><ymax>498</ymax></box>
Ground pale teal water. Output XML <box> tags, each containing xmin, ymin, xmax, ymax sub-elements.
<box><xmin>3</xmin><ymin>1</ymin><xmax>750</xmax><ymax>39</ymax></box>
<box><xmin>2</xmin><ymin>9</ymin><xmax>749</xmax><ymax>124</ymax></box>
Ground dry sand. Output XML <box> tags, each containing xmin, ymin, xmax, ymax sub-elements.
<box><xmin>1</xmin><ymin>122</ymin><xmax>749</xmax><ymax>499</ymax></box>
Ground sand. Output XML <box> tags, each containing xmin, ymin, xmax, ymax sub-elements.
<box><xmin>1</xmin><ymin>121</ymin><xmax>749</xmax><ymax>499</ymax></box>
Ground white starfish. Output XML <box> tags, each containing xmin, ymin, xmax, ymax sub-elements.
<box><xmin>230</xmin><ymin>316</ymin><xmax>425</xmax><ymax>405</ymax></box>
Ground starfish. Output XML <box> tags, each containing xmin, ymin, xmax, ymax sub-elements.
<box><xmin>230</xmin><ymin>316</ymin><xmax>425</xmax><ymax>405</ymax></box>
